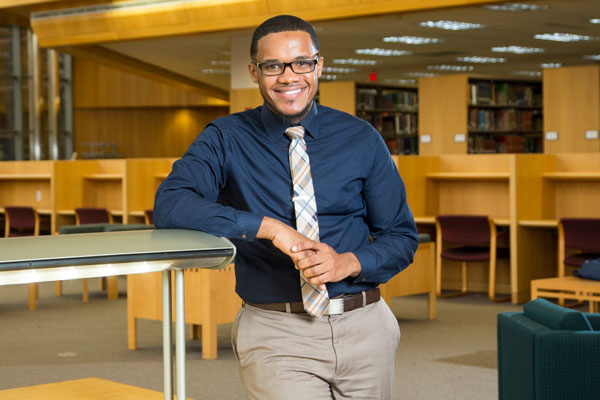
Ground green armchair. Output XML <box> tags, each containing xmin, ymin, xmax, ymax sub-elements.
<box><xmin>497</xmin><ymin>298</ymin><xmax>600</xmax><ymax>400</ymax></box>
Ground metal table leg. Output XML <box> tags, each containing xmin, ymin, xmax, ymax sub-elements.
<box><xmin>162</xmin><ymin>270</ymin><xmax>173</xmax><ymax>400</ymax></box>
<box><xmin>175</xmin><ymin>268</ymin><xmax>186</xmax><ymax>400</ymax></box>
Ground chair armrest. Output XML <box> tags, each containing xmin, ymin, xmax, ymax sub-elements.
<box><xmin>534</xmin><ymin>331</ymin><xmax>600</xmax><ymax>400</ymax></box>
<box><xmin>585</xmin><ymin>313</ymin><xmax>600</xmax><ymax>330</ymax></box>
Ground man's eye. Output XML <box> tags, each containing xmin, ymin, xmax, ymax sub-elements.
<box><xmin>264</xmin><ymin>63</ymin><xmax>282</xmax><ymax>70</ymax></box>
<box><xmin>294</xmin><ymin>61</ymin><xmax>311</xmax><ymax>67</ymax></box>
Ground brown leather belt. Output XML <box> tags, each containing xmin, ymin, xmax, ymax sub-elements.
<box><xmin>245</xmin><ymin>287</ymin><xmax>380</xmax><ymax>315</ymax></box>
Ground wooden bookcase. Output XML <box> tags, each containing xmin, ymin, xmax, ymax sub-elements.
<box><xmin>319</xmin><ymin>81</ymin><xmax>419</xmax><ymax>155</ymax></box>
<box><xmin>543</xmin><ymin>65</ymin><xmax>600</xmax><ymax>153</ymax></box>
<box><xmin>419</xmin><ymin>74</ymin><xmax>543</xmax><ymax>155</ymax></box>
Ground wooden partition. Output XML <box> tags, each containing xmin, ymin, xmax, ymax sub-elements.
<box><xmin>394</xmin><ymin>154</ymin><xmax>514</xmax><ymax>300</ymax></box>
<box><xmin>125</xmin><ymin>158</ymin><xmax>177</xmax><ymax>224</ymax></box>
<box><xmin>127</xmin><ymin>265</ymin><xmax>240</xmax><ymax>360</ymax></box>
<box><xmin>54</xmin><ymin>160</ymin><xmax>126</xmax><ymax>230</ymax></box>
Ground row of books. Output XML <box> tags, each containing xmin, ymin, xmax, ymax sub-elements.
<box><xmin>468</xmin><ymin>134</ymin><xmax>543</xmax><ymax>154</ymax></box>
<box><xmin>359</xmin><ymin>112</ymin><xmax>418</xmax><ymax>135</ymax></box>
<box><xmin>469</xmin><ymin>108</ymin><xmax>543</xmax><ymax>132</ymax></box>
<box><xmin>469</xmin><ymin>81</ymin><xmax>542</xmax><ymax>107</ymax></box>
<box><xmin>357</xmin><ymin>88</ymin><xmax>418</xmax><ymax>111</ymax></box>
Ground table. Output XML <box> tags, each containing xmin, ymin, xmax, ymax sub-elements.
<box><xmin>0</xmin><ymin>229</ymin><xmax>236</xmax><ymax>400</ymax></box>
<box><xmin>531</xmin><ymin>276</ymin><xmax>600</xmax><ymax>312</ymax></box>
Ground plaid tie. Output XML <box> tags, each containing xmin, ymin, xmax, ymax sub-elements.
<box><xmin>286</xmin><ymin>125</ymin><xmax>330</xmax><ymax>317</ymax></box>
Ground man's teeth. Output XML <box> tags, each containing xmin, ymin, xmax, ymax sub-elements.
<box><xmin>282</xmin><ymin>88</ymin><xmax>302</xmax><ymax>95</ymax></box>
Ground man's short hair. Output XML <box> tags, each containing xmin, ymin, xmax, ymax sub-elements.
<box><xmin>250</xmin><ymin>15</ymin><xmax>320</xmax><ymax>59</ymax></box>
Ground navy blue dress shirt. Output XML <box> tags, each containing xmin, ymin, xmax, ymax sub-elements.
<box><xmin>154</xmin><ymin>102</ymin><xmax>418</xmax><ymax>303</ymax></box>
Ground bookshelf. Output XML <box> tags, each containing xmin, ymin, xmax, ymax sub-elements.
<box><xmin>318</xmin><ymin>81</ymin><xmax>419</xmax><ymax>155</ymax></box>
<box><xmin>419</xmin><ymin>74</ymin><xmax>542</xmax><ymax>155</ymax></box>
<box><xmin>468</xmin><ymin>79</ymin><xmax>543</xmax><ymax>154</ymax></box>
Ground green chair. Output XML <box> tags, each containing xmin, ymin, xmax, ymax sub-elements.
<box><xmin>497</xmin><ymin>298</ymin><xmax>600</xmax><ymax>400</ymax></box>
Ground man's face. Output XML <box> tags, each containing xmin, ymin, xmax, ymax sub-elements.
<box><xmin>249</xmin><ymin>30</ymin><xmax>323</xmax><ymax>124</ymax></box>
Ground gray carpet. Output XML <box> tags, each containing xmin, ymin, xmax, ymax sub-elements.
<box><xmin>0</xmin><ymin>278</ymin><xmax>524</xmax><ymax>399</ymax></box>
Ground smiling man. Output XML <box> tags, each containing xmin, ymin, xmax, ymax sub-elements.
<box><xmin>154</xmin><ymin>15</ymin><xmax>418</xmax><ymax>400</ymax></box>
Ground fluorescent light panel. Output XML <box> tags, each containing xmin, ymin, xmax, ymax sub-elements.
<box><xmin>483</xmin><ymin>3</ymin><xmax>549</xmax><ymax>12</ymax></box>
<box><xmin>355</xmin><ymin>48</ymin><xmax>412</xmax><ymax>56</ymax></box>
<box><xmin>201</xmin><ymin>69</ymin><xmax>230</xmax><ymax>74</ymax></box>
<box><xmin>541</xmin><ymin>63</ymin><xmax>562</xmax><ymax>68</ymax></box>
<box><xmin>590</xmin><ymin>19</ymin><xmax>600</xmax><ymax>24</ymax></box>
<box><xmin>583</xmin><ymin>54</ymin><xmax>600</xmax><ymax>60</ymax></box>
<box><xmin>457</xmin><ymin>56</ymin><xmax>506</xmax><ymax>63</ymax></box>
<box><xmin>419</xmin><ymin>20</ymin><xmax>485</xmax><ymax>30</ymax></box>
<box><xmin>322</xmin><ymin>67</ymin><xmax>357</xmax><ymax>73</ymax></box>
<box><xmin>535</xmin><ymin>33</ymin><xmax>596</xmax><ymax>42</ymax></box>
<box><xmin>383</xmin><ymin>78</ymin><xmax>417</xmax><ymax>85</ymax></box>
<box><xmin>404</xmin><ymin>72</ymin><xmax>436</xmax><ymax>77</ymax></box>
<box><xmin>332</xmin><ymin>58</ymin><xmax>377</xmax><ymax>65</ymax></box>
<box><xmin>382</xmin><ymin>36</ymin><xmax>443</xmax><ymax>44</ymax></box>
<box><xmin>512</xmin><ymin>70</ymin><xmax>542</xmax><ymax>77</ymax></box>
<box><xmin>427</xmin><ymin>65</ymin><xmax>474</xmax><ymax>72</ymax></box>
<box><xmin>492</xmin><ymin>46</ymin><xmax>544</xmax><ymax>54</ymax></box>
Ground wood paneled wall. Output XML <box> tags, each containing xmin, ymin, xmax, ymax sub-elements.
<box><xmin>73</xmin><ymin>57</ymin><xmax>229</xmax><ymax>158</ymax></box>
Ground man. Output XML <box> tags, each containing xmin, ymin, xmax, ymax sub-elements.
<box><xmin>154</xmin><ymin>14</ymin><xmax>418</xmax><ymax>400</ymax></box>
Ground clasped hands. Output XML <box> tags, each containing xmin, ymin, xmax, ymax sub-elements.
<box><xmin>257</xmin><ymin>217</ymin><xmax>361</xmax><ymax>289</ymax></box>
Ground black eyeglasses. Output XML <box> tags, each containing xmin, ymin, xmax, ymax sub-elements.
<box><xmin>253</xmin><ymin>54</ymin><xmax>320</xmax><ymax>76</ymax></box>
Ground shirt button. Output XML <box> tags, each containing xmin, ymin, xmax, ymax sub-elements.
<box><xmin>241</xmin><ymin>233</ymin><xmax>247</xmax><ymax>239</ymax></box>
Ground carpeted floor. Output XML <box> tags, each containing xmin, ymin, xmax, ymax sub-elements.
<box><xmin>0</xmin><ymin>278</ymin><xmax>524</xmax><ymax>399</ymax></box>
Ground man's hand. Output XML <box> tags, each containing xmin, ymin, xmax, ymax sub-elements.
<box><xmin>291</xmin><ymin>241</ymin><xmax>361</xmax><ymax>286</ymax></box>
<box><xmin>256</xmin><ymin>216</ymin><xmax>313</xmax><ymax>259</ymax></box>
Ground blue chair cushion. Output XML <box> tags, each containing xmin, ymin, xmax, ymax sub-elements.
<box><xmin>524</xmin><ymin>298</ymin><xmax>592</xmax><ymax>331</ymax></box>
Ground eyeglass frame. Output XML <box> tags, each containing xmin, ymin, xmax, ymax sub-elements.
<box><xmin>252</xmin><ymin>54</ymin><xmax>321</xmax><ymax>76</ymax></box>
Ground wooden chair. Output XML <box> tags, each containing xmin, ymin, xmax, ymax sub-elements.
<box><xmin>144</xmin><ymin>209</ymin><xmax>153</xmax><ymax>225</ymax></box>
<box><xmin>74</xmin><ymin>207</ymin><xmax>113</xmax><ymax>225</ymax></box>
<box><xmin>74</xmin><ymin>207</ymin><xmax>112</xmax><ymax>302</ymax></box>
<box><xmin>4</xmin><ymin>206</ymin><xmax>40</xmax><ymax>310</ymax></box>
<box><xmin>558</xmin><ymin>218</ymin><xmax>600</xmax><ymax>307</ymax></box>
<box><xmin>435</xmin><ymin>215</ymin><xmax>510</xmax><ymax>302</ymax></box>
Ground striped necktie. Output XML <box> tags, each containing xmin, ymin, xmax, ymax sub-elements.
<box><xmin>285</xmin><ymin>125</ymin><xmax>330</xmax><ymax>317</ymax></box>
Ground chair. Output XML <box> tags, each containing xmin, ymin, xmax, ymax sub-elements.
<box><xmin>557</xmin><ymin>218</ymin><xmax>600</xmax><ymax>307</ymax></box>
<box><xmin>74</xmin><ymin>207</ymin><xmax>113</xmax><ymax>225</ymax></box>
<box><xmin>435</xmin><ymin>215</ymin><xmax>509</xmax><ymax>301</ymax></box>
<box><xmin>497</xmin><ymin>298</ymin><xmax>600</xmax><ymax>400</ymax></box>
<box><xmin>73</xmin><ymin>207</ymin><xmax>112</xmax><ymax>301</ymax></box>
<box><xmin>144</xmin><ymin>209</ymin><xmax>154</xmax><ymax>225</ymax></box>
<box><xmin>4</xmin><ymin>206</ymin><xmax>40</xmax><ymax>310</ymax></box>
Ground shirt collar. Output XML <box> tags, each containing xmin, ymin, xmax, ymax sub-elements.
<box><xmin>260</xmin><ymin>101</ymin><xmax>320</xmax><ymax>142</ymax></box>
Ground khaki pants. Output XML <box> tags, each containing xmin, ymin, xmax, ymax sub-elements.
<box><xmin>231</xmin><ymin>299</ymin><xmax>401</xmax><ymax>400</ymax></box>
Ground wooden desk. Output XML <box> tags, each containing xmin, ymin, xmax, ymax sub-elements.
<box><xmin>531</xmin><ymin>276</ymin><xmax>600</xmax><ymax>312</ymax></box>
<box><xmin>415</xmin><ymin>216</ymin><xmax>510</xmax><ymax>226</ymax></box>
<box><xmin>518</xmin><ymin>220</ymin><xmax>558</xmax><ymax>228</ymax></box>
<box><xmin>0</xmin><ymin>377</ymin><xmax>191</xmax><ymax>400</ymax></box>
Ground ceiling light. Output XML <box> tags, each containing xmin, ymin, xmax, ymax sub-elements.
<box><xmin>355</xmin><ymin>48</ymin><xmax>412</xmax><ymax>56</ymax></box>
<box><xmin>332</xmin><ymin>58</ymin><xmax>377</xmax><ymax>65</ymax></box>
<box><xmin>404</xmin><ymin>72</ymin><xmax>436</xmax><ymax>77</ymax></box>
<box><xmin>383</xmin><ymin>78</ymin><xmax>417</xmax><ymax>85</ymax></box>
<box><xmin>590</xmin><ymin>19</ymin><xmax>600</xmax><ymax>24</ymax></box>
<box><xmin>457</xmin><ymin>56</ymin><xmax>506</xmax><ymax>63</ymax></box>
<box><xmin>382</xmin><ymin>36</ymin><xmax>443</xmax><ymax>44</ymax></box>
<box><xmin>512</xmin><ymin>70</ymin><xmax>542</xmax><ymax>77</ymax></box>
<box><xmin>419</xmin><ymin>20</ymin><xmax>485</xmax><ymax>30</ymax></box>
<box><xmin>541</xmin><ymin>63</ymin><xmax>562</xmax><ymax>68</ymax></box>
<box><xmin>535</xmin><ymin>33</ymin><xmax>596</xmax><ymax>42</ymax></box>
<box><xmin>483</xmin><ymin>3</ymin><xmax>549</xmax><ymax>12</ymax></box>
<box><xmin>492</xmin><ymin>46</ymin><xmax>544</xmax><ymax>54</ymax></box>
<box><xmin>210</xmin><ymin>60</ymin><xmax>230</xmax><ymax>66</ymax></box>
<box><xmin>427</xmin><ymin>65</ymin><xmax>474</xmax><ymax>72</ymax></box>
<box><xmin>201</xmin><ymin>69</ymin><xmax>230</xmax><ymax>74</ymax></box>
<box><xmin>321</xmin><ymin>74</ymin><xmax>338</xmax><ymax>80</ymax></box>
<box><xmin>322</xmin><ymin>67</ymin><xmax>357</xmax><ymax>73</ymax></box>
<box><xmin>583</xmin><ymin>54</ymin><xmax>600</xmax><ymax>60</ymax></box>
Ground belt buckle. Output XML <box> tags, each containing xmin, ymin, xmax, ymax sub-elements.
<box><xmin>325</xmin><ymin>298</ymin><xmax>344</xmax><ymax>315</ymax></box>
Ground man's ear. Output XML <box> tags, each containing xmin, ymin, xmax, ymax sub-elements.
<box><xmin>249</xmin><ymin>62</ymin><xmax>259</xmax><ymax>83</ymax></box>
<box><xmin>316</xmin><ymin>56</ymin><xmax>324</xmax><ymax>79</ymax></box>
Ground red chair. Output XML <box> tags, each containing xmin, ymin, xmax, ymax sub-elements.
<box><xmin>558</xmin><ymin>218</ymin><xmax>600</xmax><ymax>307</ymax></box>
<box><xmin>74</xmin><ymin>207</ymin><xmax>112</xmax><ymax>302</ymax></box>
<box><xmin>74</xmin><ymin>207</ymin><xmax>112</xmax><ymax>225</ymax></box>
<box><xmin>144</xmin><ymin>209</ymin><xmax>154</xmax><ymax>225</ymax></box>
<box><xmin>4</xmin><ymin>206</ymin><xmax>40</xmax><ymax>310</ymax></box>
<box><xmin>435</xmin><ymin>215</ymin><xmax>510</xmax><ymax>301</ymax></box>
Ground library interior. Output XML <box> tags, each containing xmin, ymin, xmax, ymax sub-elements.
<box><xmin>1</xmin><ymin>0</ymin><xmax>600</xmax><ymax>399</ymax></box>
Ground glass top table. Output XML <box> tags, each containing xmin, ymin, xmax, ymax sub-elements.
<box><xmin>0</xmin><ymin>228</ymin><xmax>236</xmax><ymax>400</ymax></box>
